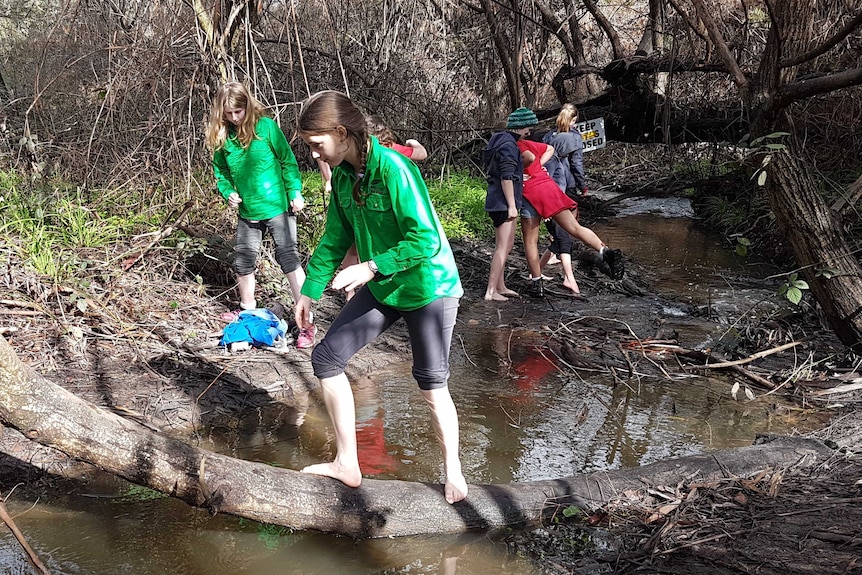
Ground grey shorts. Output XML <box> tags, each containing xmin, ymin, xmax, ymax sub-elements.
<box><xmin>311</xmin><ymin>288</ymin><xmax>460</xmax><ymax>390</ymax></box>
<box><xmin>234</xmin><ymin>211</ymin><xmax>301</xmax><ymax>276</ymax></box>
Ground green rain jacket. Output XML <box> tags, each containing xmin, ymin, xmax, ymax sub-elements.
<box><xmin>301</xmin><ymin>137</ymin><xmax>463</xmax><ymax>310</ymax></box>
<box><xmin>213</xmin><ymin>116</ymin><xmax>303</xmax><ymax>220</ymax></box>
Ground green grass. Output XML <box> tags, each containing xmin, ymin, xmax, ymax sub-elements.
<box><xmin>426</xmin><ymin>171</ymin><xmax>491</xmax><ymax>241</ymax></box>
<box><xmin>0</xmin><ymin>167</ymin><xmax>490</xmax><ymax>285</ymax></box>
<box><xmin>0</xmin><ymin>170</ymin><xmax>169</xmax><ymax>283</ymax></box>
<box><xmin>297</xmin><ymin>169</ymin><xmax>490</xmax><ymax>244</ymax></box>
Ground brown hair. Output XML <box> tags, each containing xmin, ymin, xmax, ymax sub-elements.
<box><xmin>365</xmin><ymin>114</ymin><xmax>397</xmax><ymax>147</ymax></box>
<box><xmin>205</xmin><ymin>82</ymin><xmax>266</xmax><ymax>151</ymax></box>
<box><xmin>555</xmin><ymin>103</ymin><xmax>579</xmax><ymax>133</ymax></box>
<box><xmin>298</xmin><ymin>90</ymin><xmax>369</xmax><ymax>204</ymax></box>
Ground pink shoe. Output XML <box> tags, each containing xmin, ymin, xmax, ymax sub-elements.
<box><xmin>296</xmin><ymin>325</ymin><xmax>317</xmax><ymax>349</ymax></box>
<box><xmin>219</xmin><ymin>310</ymin><xmax>241</xmax><ymax>323</ymax></box>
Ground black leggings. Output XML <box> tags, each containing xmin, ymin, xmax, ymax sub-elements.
<box><xmin>310</xmin><ymin>287</ymin><xmax>460</xmax><ymax>390</ymax></box>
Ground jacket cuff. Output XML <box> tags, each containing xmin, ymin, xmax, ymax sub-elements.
<box><xmin>300</xmin><ymin>278</ymin><xmax>328</xmax><ymax>301</ymax></box>
<box><xmin>371</xmin><ymin>252</ymin><xmax>399</xmax><ymax>277</ymax></box>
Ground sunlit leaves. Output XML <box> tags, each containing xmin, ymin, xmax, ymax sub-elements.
<box><xmin>777</xmin><ymin>272</ymin><xmax>809</xmax><ymax>305</ymax></box>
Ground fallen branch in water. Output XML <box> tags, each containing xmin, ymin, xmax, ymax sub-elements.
<box><xmin>690</xmin><ymin>339</ymin><xmax>810</xmax><ymax>369</ymax></box>
<box><xmin>0</xmin><ymin>497</ymin><xmax>51</xmax><ymax>575</ymax></box>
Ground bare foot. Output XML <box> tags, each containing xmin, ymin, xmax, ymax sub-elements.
<box><xmin>498</xmin><ymin>288</ymin><xmax>520</xmax><ymax>297</ymax></box>
<box><xmin>484</xmin><ymin>292</ymin><xmax>509</xmax><ymax>301</ymax></box>
<box><xmin>562</xmin><ymin>280</ymin><xmax>581</xmax><ymax>295</ymax></box>
<box><xmin>444</xmin><ymin>472</ymin><xmax>469</xmax><ymax>504</ymax></box>
<box><xmin>302</xmin><ymin>461</ymin><xmax>363</xmax><ymax>488</ymax></box>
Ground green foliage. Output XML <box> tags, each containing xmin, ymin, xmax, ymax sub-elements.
<box><xmin>733</xmin><ymin>236</ymin><xmax>751</xmax><ymax>257</ymax></box>
<box><xmin>0</xmin><ymin>170</ymin><xmax>167</xmax><ymax>284</ymax></box>
<box><xmin>426</xmin><ymin>171</ymin><xmax>492</xmax><ymax>241</ymax></box>
<box><xmin>777</xmin><ymin>272</ymin><xmax>809</xmax><ymax>305</ymax></box>
<box><xmin>237</xmin><ymin>518</ymin><xmax>294</xmax><ymax>551</ymax></box>
<box><xmin>295</xmin><ymin>170</ymin><xmax>491</xmax><ymax>251</ymax></box>
<box><xmin>748</xmin><ymin>6</ymin><xmax>769</xmax><ymax>25</ymax></box>
<box><xmin>815</xmin><ymin>266</ymin><xmax>840</xmax><ymax>279</ymax></box>
<box><xmin>257</xmin><ymin>523</ymin><xmax>292</xmax><ymax>550</ymax></box>
<box><xmin>561</xmin><ymin>505</ymin><xmax>583</xmax><ymax>519</ymax></box>
<box><xmin>700</xmin><ymin>196</ymin><xmax>749</xmax><ymax>231</ymax></box>
<box><xmin>114</xmin><ymin>484</ymin><xmax>168</xmax><ymax>503</ymax></box>
<box><xmin>739</xmin><ymin>132</ymin><xmax>789</xmax><ymax>188</ymax></box>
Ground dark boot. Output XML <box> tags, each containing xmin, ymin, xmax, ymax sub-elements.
<box><xmin>601</xmin><ymin>248</ymin><xmax>625</xmax><ymax>280</ymax></box>
<box><xmin>526</xmin><ymin>278</ymin><xmax>545</xmax><ymax>298</ymax></box>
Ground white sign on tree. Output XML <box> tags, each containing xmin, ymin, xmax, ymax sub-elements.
<box><xmin>574</xmin><ymin>117</ymin><xmax>606</xmax><ymax>152</ymax></box>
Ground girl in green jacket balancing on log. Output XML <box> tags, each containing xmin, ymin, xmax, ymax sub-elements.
<box><xmin>295</xmin><ymin>90</ymin><xmax>468</xmax><ymax>504</ymax></box>
<box><xmin>205</xmin><ymin>82</ymin><xmax>317</xmax><ymax>348</ymax></box>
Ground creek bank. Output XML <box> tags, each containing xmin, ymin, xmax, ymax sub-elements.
<box><xmin>1</xmin><ymin>230</ymin><xmax>861</xmax><ymax>570</ymax></box>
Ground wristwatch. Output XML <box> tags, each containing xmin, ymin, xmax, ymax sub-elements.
<box><xmin>368</xmin><ymin>259</ymin><xmax>381</xmax><ymax>278</ymax></box>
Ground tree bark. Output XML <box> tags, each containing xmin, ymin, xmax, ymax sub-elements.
<box><xmin>751</xmin><ymin>0</ymin><xmax>862</xmax><ymax>349</ymax></box>
<box><xmin>764</xmin><ymin>152</ymin><xmax>862</xmax><ymax>349</ymax></box>
<box><xmin>0</xmin><ymin>335</ymin><xmax>835</xmax><ymax>538</ymax></box>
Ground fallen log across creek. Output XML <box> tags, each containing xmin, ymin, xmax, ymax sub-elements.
<box><xmin>0</xmin><ymin>335</ymin><xmax>835</xmax><ymax>538</ymax></box>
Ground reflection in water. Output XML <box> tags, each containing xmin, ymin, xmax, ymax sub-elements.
<box><xmin>1</xmin><ymin>208</ymin><xmax>824</xmax><ymax>574</ymax></box>
<box><xmin>0</xmin><ymin>495</ymin><xmax>537</xmax><ymax>575</ymax></box>
<box><xmin>594</xmin><ymin>211</ymin><xmax>779</xmax><ymax>309</ymax></box>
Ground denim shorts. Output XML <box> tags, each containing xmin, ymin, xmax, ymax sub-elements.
<box><xmin>520</xmin><ymin>198</ymin><xmax>539</xmax><ymax>219</ymax></box>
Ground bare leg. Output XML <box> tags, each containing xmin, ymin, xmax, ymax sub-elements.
<box><xmin>485</xmin><ymin>220</ymin><xmax>518</xmax><ymax>300</ymax></box>
<box><xmin>552</xmin><ymin>209</ymin><xmax>604</xmax><ymax>252</ymax></box>
<box><xmin>421</xmin><ymin>387</ymin><xmax>468</xmax><ymax>504</ymax></box>
<box><xmin>537</xmin><ymin>248</ymin><xmax>555</xmax><ymax>280</ymax></box>
<box><xmin>560</xmin><ymin>253</ymin><xmax>580</xmax><ymax>294</ymax></box>
<box><xmin>237</xmin><ymin>273</ymin><xmax>257</xmax><ymax>309</ymax></box>
<box><xmin>521</xmin><ymin>216</ymin><xmax>542</xmax><ymax>279</ymax></box>
<box><xmin>301</xmin><ymin>373</ymin><xmax>363</xmax><ymax>488</ymax></box>
<box><xmin>285</xmin><ymin>266</ymin><xmax>306</xmax><ymax>305</ymax></box>
<box><xmin>539</xmin><ymin>248</ymin><xmax>553</xmax><ymax>270</ymax></box>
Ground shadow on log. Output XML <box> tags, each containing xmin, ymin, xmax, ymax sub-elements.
<box><xmin>0</xmin><ymin>335</ymin><xmax>834</xmax><ymax>538</ymax></box>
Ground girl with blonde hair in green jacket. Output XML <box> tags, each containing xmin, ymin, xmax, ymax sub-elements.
<box><xmin>205</xmin><ymin>81</ymin><xmax>316</xmax><ymax>348</ymax></box>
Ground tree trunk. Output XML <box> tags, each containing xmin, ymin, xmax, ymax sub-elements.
<box><xmin>0</xmin><ymin>335</ymin><xmax>835</xmax><ymax>538</ymax></box>
<box><xmin>765</xmin><ymin>152</ymin><xmax>862</xmax><ymax>349</ymax></box>
<box><xmin>751</xmin><ymin>0</ymin><xmax>862</xmax><ymax>349</ymax></box>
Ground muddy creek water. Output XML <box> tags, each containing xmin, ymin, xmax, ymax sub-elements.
<box><xmin>1</xmin><ymin>199</ymin><xmax>827</xmax><ymax>574</ymax></box>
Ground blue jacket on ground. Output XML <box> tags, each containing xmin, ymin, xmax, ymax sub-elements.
<box><xmin>220</xmin><ymin>308</ymin><xmax>288</xmax><ymax>347</ymax></box>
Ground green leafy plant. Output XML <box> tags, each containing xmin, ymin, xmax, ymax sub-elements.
<box><xmin>743</xmin><ymin>132</ymin><xmax>789</xmax><ymax>187</ymax></box>
<box><xmin>733</xmin><ymin>235</ymin><xmax>751</xmax><ymax>257</ymax></box>
<box><xmin>777</xmin><ymin>272</ymin><xmax>809</xmax><ymax>305</ymax></box>
<box><xmin>114</xmin><ymin>484</ymin><xmax>167</xmax><ymax>503</ymax></box>
<box><xmin>815</xmin><ymin>266</ymin><xmax>840</xmax><ymax>279</ymax></box>
<box><xmin>426</xmin><ymin>171</ymin><xmax>491</xmax><ymax>241</ymax></box>
<box><xmin>257</xmin><ymin>523</ymin><xmax>292</xmax><ymax>550</ymax></box>
<box><xmin>562</xmin><ymin>505</ymin><xmax>583</xmax><ymax>519</ymax></box>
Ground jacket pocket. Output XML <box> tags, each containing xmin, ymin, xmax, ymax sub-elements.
<box><xmin>362</xmin><ymin>191</ymin><xmax>397</xmax><ymax>230</ymax></box>
<box><xmin>364</xmin><ymin>192</ymin><xmax>392</xmax><ymax>212</ymax></box>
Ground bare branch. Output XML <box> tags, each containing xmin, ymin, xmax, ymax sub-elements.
<box><xmin>582</xmin><ymin>0</ymin><xmax>623</xmax><ymax>59</ymax></box>
<box><xmin>775</xmin><ymin>67</ymin><xmax>862</xmax><ymax>108</ymax></box>
<box><xmin>781</xmin><ymin>11</ymin><xmax>862</xmax><ymax>68</ymax></box>
<box><xmin>689</xmin><ymin>0</ymin><xmax>748</xmax><ymax>92</ymax></box>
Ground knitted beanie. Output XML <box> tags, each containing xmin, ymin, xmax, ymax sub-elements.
<box><xmin>506</xmin><ymin>107</ymin><xmax>538</xmax><ymax>129</ymax></box>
